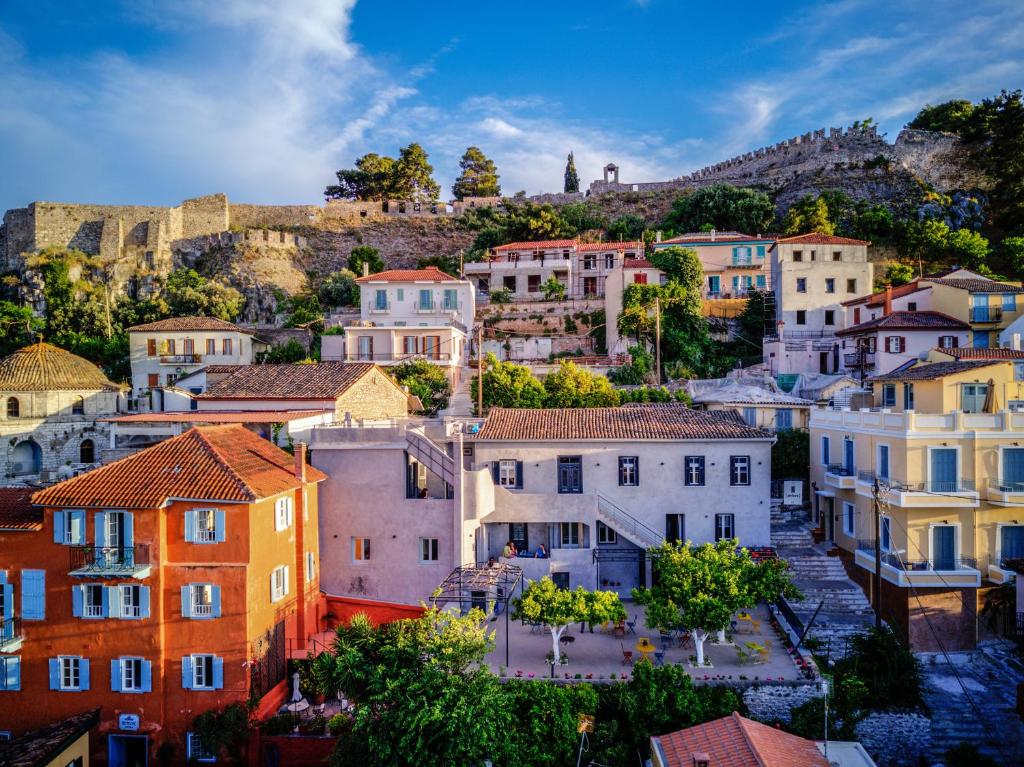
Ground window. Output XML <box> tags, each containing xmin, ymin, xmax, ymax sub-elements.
<box><xmin>1003</xmin><ymin>293</ymin><xmax>1017</xmax><ymax>311</ymax></box>
<box><xmin>50</xmin><ymin>656</ymin><xmax>88</xmax><ymax>691</ymax></box>
<box><xmin>559</xmin><ymin>522</ymin><xmax>580</xmax><ymax>548</ymax></box>
<box><xmin>81</xmin><ymin>584</ymin><xmax>105</xmax><ymax>619</ymax></box>
<box><xmin>20</xmin><ymin>570</ymin><xmax>44</xmax><ymax>620</ymax></box>
<box><xmin>422</xmin><ymin>336</ymin><xmax>441</xmax><ymax>360</ymax></box>
<box><xmin>1016</xmin><ymin>362</ymin><xmax>1024</xmax><ymax>382</ymax></box>
<box><xmin>618</xmin><ymin>456</ymin><xmax>639</xmax><ymax>486</ymax></box>
<box><xmin>188</xmin><ymin>733</ymin><xmax>216</xmax><ymax>763</ymax></box>
<box><xmin>597</xmin><ymin>521</ymin><xmax>618</xmax><ymax>544</ymax></box>
<box><xmin>183</xmin><ymin>584</ymin><xmax>220</xmax><ymax>619</ymax></box>
<box><xmin>824</xmin><ymin>310</ymin><xmax>835</xmax><ymax>326</ymax></box>
<box><xmin>796</xmin><ymin>278</ymin><xmax>807</xmax><ymax>293</ymax></box>
<box><xmin>419</xmin><ymin>538</ymin><xmax>439</xmax><ymax>562</ymax></box>
<box><xmin>146</xmin><ymin>339</ymin><xmax>157</xmax><ymax>357</ymax></box>
<box><xmin>374</xmin><ymin>289</ymin><xmax>388</xmax><ymax>311</ymax></box>
<box><xmin>938</xmin><ymin>335</ymin><xmax>958</xmax><ymax>348</ymax></box>
<box><xmin>222</xmin><ymin>338</ymin><xmax>233</xmax><ymax>356</ymax></box>
<box><xmin>495</xmin><ymin>459</ymin><xmax>522</xmax><ymax>488</ymax></box>
<box><xmin>665</xmin><ymin>514</ymin><xmax>685</xmax><ymax>543</ymax></box>
<box><xmin>961</xmin><ymin>383</ymin><xmax>989</xmax><ymax>413</ymax></box>
<box><xmin>715</xmin><ymin>513</ymin><xmax>735</xmax><ymax>541</ymax></box>
<box><xmin>843</xmin><ymin>502</ymin><xmax>855</xmax><ymax>536</ymax></box>
<box><xmin>271</xmin><ymin>566</ymin><xmax>289</xmax><ymax>602</ymax></box>
<box><xmin>882</xmin><ymin>384</ymin><xmax>896</xmax><ymax>408</ymax></box>
<box><xmin>907</xmin><ymin>301</ymin><xmax>918</xmax><ymax>311</ymax></box>
<box><xmin>583</xmin><ymin>254</ymin><xmax>597</xmax><ymax>270</ymax></box>
<box><xmin>729</xmin><ymin>456</ymin><xmax>751</xmax><ymax>486</ymax></box>
<box><xmin>206</xmin><ymin>338</ymin><xmax>216</xmax><ymax>355</ymax></box>
<box><xmin>274</xmin><ymin>497</ymin><xmax>293</xmax><ymax>531</ymax></box>
<box><xmin>113</xmin><ymin>657</ymin><xmax>149</xmax><ymax>693</ymax></box>
<box><xmin>633</xmin><ymin>272</ymin><xmax>648</xmax><ymax>285</ymax></box>
<box><xmin>884</xmin><ymin>336</ymin><xmax>905</xmax><ymax>353</ymax></box>
<box><xmin>414</xmin><ymin>288</ymin><xmax>432</xmax><ymax>310</ymax></box>
<box><xmin>796</xmin><ymin>310</ymin><xmax>807</xmax><ymax>325</ymax></box>
<box><xmin>306</xmin><ymin>551</ymin><xmax>315</xmax><ymax>582</ymax></box>
<box><xmin>79</xmin><ymin>439</ymin><xmax>94</xmax><ymax>463</ymax></box>
<box><xmin>54</xmin><ymin>510</ymin><xmax>85</xmax><ymax>545</ymax></box>
<box><xmin>904</xmin><ymin>383</ymin><xmax>915</xmax><ymax>410</ymax></box>
<box><xmin>184</xmin><ymin>654</ymin><xmax>222</xmax><ymax>690</ymax></box>
<box><xmin>999</xmin><ymin>525</ymin><xmax>1024</xmax><ymax>565</ymax></box>
<box><xmin>5</xmin><ymin>397</ymin><xmax>19</xmax><ymax>418</ymax></box>
<box><xmin>0</xmin><ymin>656</ymin><xmax>20</xmax><ymax>691</ymax></box>
<box><xmin>742</xmin><ymin>407</ymin><xmax>757</xmax><ymax>426</ymax></box>
<box><xmin>821</xmin><ymin>436</ymin><xmax>831</xmax><ymax>466</ymax></box>
<box><xmin>684</xmin><ymin>456</ymin><xmax>705</xmax><ymax>486</ymax></box>
<box><xmin>606</xmin><ymin>253</ymin><xmax>616</xmax><ymax>269</ymax></box>
<box><xmin>832</xmin><ymin>251</ymin><xmax>842</xmax><ymax>262</ymax></box>
<box><xmin>557</xmin><ymin>456</ymin><xmax>583</xmax><ymax>494</ymax></box>
<box><xmin>877</xmin><ymin>445</ymin><xmax>890</xmax><ymax>481</ymax></box>
<box><xmin>189</xmin><ymin>509</ymin><xmax>223</xmax><ymax>543</ymax></box>
<box><xmin>70</xmin><ymin>396</ymin><xmax>85</xmax><ymax>416</ymax></box>
<box><xmin>707</xmin><ymin>275</ymin><xmax>721</xmax><ymax>294</ymax></box>
<box><xmin>775</xmin><ymin>409</ymin><xmax>793</xmax><ymax>430</ymax></box>
<box><xmin>825</xmin><ymin>278</ymin><xmax>835</xmax><ymax>294</ymax></box>
<box><xmin>847</xmin><ymin>278</ymin><xmax>857</xmax><ymax>294</ymax></box>
<box><xmin>880</xmin><ymin>516</ymin><xmax>892</xmax><ymax>552</ymax></box>
<box><xmin>164</xmin><ymin>339</ymin><xmax>176</xmax><ymax>356</ymax></box>
<box><xmin>793</xmin><ymin>250</ymin><xmax>803</xmax><ymax>262</ymax></box>
<box><xmin>402</xmin><ymin>336</ymin><xmax>419</xmax><ymax>355</ymax></box>
<box><xmin>352</xmin><ymin>538</ymin><xmax>370</xmax><ymax>562</ymax></box>
<box><xmin>443</xmin><ymin>289</ymin><xmax>458</xmax><ymax>311</ymax></box>
<box><xmin>119</xmin><ymin>584</ymin><xmax>147</xmax><ymax>619</ymax></box>
<box><xmin>147</xmin><ymin>373</ymin><xmax>159</xmax><ymax>388</ymax></box>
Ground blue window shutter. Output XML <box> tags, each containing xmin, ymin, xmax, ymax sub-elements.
<box><xmin>181</xmin><ymin>585</ymin><xmax>192</xmax><ymax>619</ymax></box>
<box><xmin>757</xmin><ymin>245</ymin><xmax>766</xmax><ymax>257</ymax></box>
<box><xmin>124</xmin><ymin>513</ymin><xmax>134</xmax><ymax>547</ymax></box>
<box><xmin>490</xmin><ymin>462</ymin><xmax>500</xmax><ymax>484</ymax></box>
<box><xmin>214</xmin><ymin>510</ymin><xmax>226</xmax><ymax>543</ymax></box>
<box><xmin>21</xmin><ymin>570</ymin><xmax>44</xmax><ymax>620</ymax></box>
<box><xmin>184</xmin><ymin>511</ymin><xmax>196</xmax><ymax>543</ymax></box>
<box><xmin>757</xmin><ymin>275</ymin><xmax>767</xmax><ymax>288</ymax></box>
<box><xmin>72</xmin><ymin>585</ymin><xmax>84</xmax><ymax>618</ymax></box>
<box><xmin>111</xmin><ymin>659</ymin><xmax>122</xmax><ymax>692</ymax></box>
<box><xmin>212</xmin><ymin>657</ymin><xmax>224</xmax><ymax>689</ymax></box>
<box><xmin>53</xmin><ymin>511</ymin><xmax>66</xmax><ymax>543</ymax></box>
<box><xmin>182</xmin><ymin>656</ymin><xmax>193</xmax><ymax>689</ymax></box>
<box><xmin>48</xmin><ymin>658</ymin><xmax>59</xmax><ymax>690</ymax></box>
<box><xmin>211</xmin><ymin>585</ymin><xmax>222</xmax><ymax>618</ymax></box>
<box><xmin>101</xmin><ymin>585</ymin><xmax>111</xmax><ymax>618</ymax></box>
<box><xmin>80</xmin><ymin>658</ymin><xmax>90</xmax><ymax>690</ymax></box>
<box><xmin>95</xmin><ymin>512</ymin><xmax>106</xmax><ymax>547</ymax></box>
<box><xmin>732</xmin><ymin>276</ymin><xmax>739</xmax><ymax>290</ymax></box>
<box><xmin>140</xmin><ymin>586</ymin><xmax>151</xmax><ymax>619</ymax></box>
<box><xmin>4</xmin><ymin>657</ymin><xmax>20</xmax><ymax>691</ymax></box>
<box><xmin>70</xmin><ymin>511</ymin><xmax>85</xmax><ymax>544</ymax></box>
<box><xmin>731</xmin><ymin>247</ymin><xmax>738</xmax><ymax>265</ymax></box>
<box><xmin>515</xmin><ymin>461</ymin><xmax>523</xmax><ymax>489</ymax></box>
<box><xmin>0</xmin><ymin>571</ymin><xmax>5</xmax><ymax>583</ymax></box>
<box><xmin>1</xmin><ymin>584</ymin><xmax>12</xmax><ymax>620</ymax></box>
<box><xmin>141</xmin><ymin>660</ymin><xmax>152</xmax><ymax>693</ymax></box>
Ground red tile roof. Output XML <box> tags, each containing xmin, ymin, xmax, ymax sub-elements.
<box><xmin>31</xmin><ymin>425</ymin><xmax>326</xmax><ymax>509</ymax></box>
<box><xmin>355</xmin><ymin>266</ymin><xmax>462</xmax><ymax>283</ymax></box>
<box><xmin>932</xmin><ymin>347</ymin><xmax>1024</xmax><ymax>360</ymax></box>
<box><xmin>835</xmin><ymin>310</ymin><xmax>969</xmax><ymax>336</ymax></box>
<box><xmin>652</xmin><ymin>712</ymin><xmax>829</xmax><ymax>767</ymax></box>
<box><xmin>0</xmin><ymin>487</ymin><xmax>42</xmax><ymax>531</ymax></box>
<box><xmin>869</xmin><ymin>359</ymin><xmax>1009</xmax><ymax>382</ymax></box>
<box><xmin>924</xmin><ymin>276</ymin><xmax>1024</xmax><ymax>294</ymax></box>
<box><xmin>475</xmin><ymin>404</ymin><xmax>770</xmax><ymax>441</ymax></box>
<box><xmin>102</xmin><ymin>410</ymin><xmax>333</xmax><ymax>423</ymax></box>
<box><xmin>776</xmin><ymin>232</ymin><xmax>870</xmax><ymax>246</ymax></box>
<box><xmin>198</xmin><ymin>362</ymin><xmax>395</xmax><ymax>400</ymax></box>
<box><xmin>576</xmin><ymin>241</ymin><xmax>644</xmax><ymax>252</ymax></box>
<box><xmin>128</xmin><ymin>317</ymin><xmax>253</xmax><ymax>333</ymax></box>
<box><xmin>660</xmin><ymin>231</ymin><xmax>772</xmax><ymax>244</ymax></box>
<box><xmin>492</xmin><ymin>239</ymin><xmax>578</xmax><ymax>252</ymax></box>
<box><xmin>842</xmin><ymin>281</ymin><xmax>927</xmax><ymax>307</ymax></box>
<box><xmin>625</xmin><ymin>258</ymin><xmax>656</xmax><ymax>269</ymax></box>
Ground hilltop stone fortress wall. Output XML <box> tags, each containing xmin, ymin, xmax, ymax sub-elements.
<box><xmin>587</xmin><ymin>125</ymin><xmax>976</xmax><ymax>196</ymax></box>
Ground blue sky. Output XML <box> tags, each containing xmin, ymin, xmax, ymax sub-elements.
<box><xmin>1</xmin><ymin>0</ymin><xmax>1022</xmax><ymax>211</ymax></box>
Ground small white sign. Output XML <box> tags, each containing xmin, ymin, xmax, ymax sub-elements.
<box><xmin>118</xmin><ymin>714</ymin><xmax>140</xmax><ymax>731</ymax></box>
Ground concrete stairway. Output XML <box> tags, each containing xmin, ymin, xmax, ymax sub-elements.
<box><xmin>443</xmin><ymin>372</ymin><xmax>474</xmax><ymax>417</ymax></box>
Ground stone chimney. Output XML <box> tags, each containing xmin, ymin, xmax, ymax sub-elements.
<box><xmin>294</xmin><ymin>442</ymin><xmax>307</xmax><ymax>482</ymax></box>
<box><xmin>883</xmin><ymin>284</ymin><xmax>893</xmax><ymax>317</ymax></box>
<box><xmin>692</xmin><ymin>753</ymin><xmax>710</xmax><ymax>767</ymax></box>
<box><xmin>362</xmin><ymin>261</ymin><xmax>370</xmax><ymax>277</ymax></box>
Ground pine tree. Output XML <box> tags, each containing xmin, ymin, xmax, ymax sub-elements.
<box><xmin>391</xmin><ymin>143</ymin><xmax>441</xmax><ymax>202</ymax></box>
<box><xmin>563</xmin><ymin>152</ymin><xmax>580</xmax><ymax>193</ymax></box>
<box><xmin>452</xmin><ymin>147</ymin><xmax>501</xmax><ymax>200</ymax></box>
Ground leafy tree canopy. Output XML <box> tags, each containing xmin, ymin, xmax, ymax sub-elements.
<box><xmin>783</xmin><ymin>195</ymin><xmax>835</xmax><ymax>236</ymax></box>
<box><xmin>326</xmin><ymin>143</ymin><xmax>441</xmax><ymax>202</ymax></box>
<box><xmin>452</xmin><ymin>146</ymin><xmax>501</xmax><ymax>200</ymax></box>
<box><xmin>543</xmin><ymin>360</ymin><xmax>621</xmax><ymax>408</ymax></box>
<box><xmin>883</xmin><ymin>262</ymin><xmax>916</xmax><ymax>287</ymax></box>
<box><xmin>607</xmin><ymin>213</ymin><xmax>647</xmax><ymax>242</ymax></box>
<box><xmin>261</xmin><ymin>338</ymin><xmax>309</xmax><ymax>364</ymax></box>
<box><xmin>164</xmin><ymin>268</ymin><xmax>243</xmax><ymax>320</ymax></box>
<box><xmin>0</xmin><ymin>300</ymin><xmax>43</xmax><ymax>357</ymax></box>
<box><xmin>390</xmin><ymin>360</ymin><xmax>450</xmax><ymax>415</ymax></box>
<box><xmin>318</xmin><ymin>269</ymin><xmax>360</xmax><ymax>308</ymax></box>
<box><xmin>347</xmin><ymin>245</ymin><xmax>385</xmax><ymax>276</ymax></box>
<box><xmin>663</xmin><ymin>184</ymin><xmax>774</xmax><ymax>236</ymax></box>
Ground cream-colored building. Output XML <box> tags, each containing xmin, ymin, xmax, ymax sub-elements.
<box><xmin>810</xmin><ymin>358</ymin><xmax>1024</xmax><ymax>651</ymax></box>
<box><xmin>654</xmin><ymin>231</ymin><xmax>774</xmax><ymax>298</ymax></box>
<box><xmin>915</xmin><ymin>269</ymin><xmax>1024</xmax><ymax>349</ymax></box>
<box><xmin>604</xmin><ymin>258</ymin><xmax>666</xmax><ymax>355</ymax></box>
<box><xmin>0</xmin><ymin>343</ymin><xmax>124</xmax><ymax>482</ymax></box>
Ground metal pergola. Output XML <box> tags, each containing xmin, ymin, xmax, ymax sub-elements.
<box><xmin>431</xmin><ymin>563</ymin><xmax>524</xmax><ymax>667</ymax></box>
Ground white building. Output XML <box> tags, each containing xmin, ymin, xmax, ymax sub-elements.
<box><xmin>312</xmin><ymin>404</ymin><xmax>773</xmax><ymax>604</ymax></box>
<box><xmin>604</xmin><ymin>257</ymin><xmax>666</xmax><ymax>355</ymax></box>
<box><xmin>835</xmin><ymin>310</ymin><xmax>970</xmax><ymax>379</ymax></box>
<box><xmin>321</xmin><ymin>267</ymin><xmax>474</xmax><ymax>385</ymax></box>
<box><xmin>764</xmin><ymin>233</ymin><xmax>874</xmax><ymax>375</ymax></box>
<box><xmin>127</xmin><ymin>317</ymin><xmax>263</xmax><ymax>408</ymax></box>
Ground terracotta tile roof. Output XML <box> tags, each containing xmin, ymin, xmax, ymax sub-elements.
<box><xmin>103</xmin><ymin>410</ymin><xmax>333</xmax><ymax>423</ymax></box>
<box><xmin>932</xmin><ymin>347</ymin><xmax>1024</xmax><ymax>360</ymax></box>
<box><xmin>198</xmin><ymin>362</ymin><xmax>386</xmax><ymax>400</ymax></box>
<box><xmin>0</xmin><ymin>487</ymin><xmax>42</xmax><ymax>531</ymax></box>
<box><xmin>660</xmin><ymin>231</ymin><xmax>772</xmax><ymax>244</ymax></box>
<box><xmin>576</xmin><ymin>241</ymin><xmax>644</xmax><ymax>252</ymax></box>
<box><xmin>841</xmin><ymin>281</ymin><xmax>927</xmax><ymax>307</ymax></box>
<box><xmin>127</xmin><ymin>316</ymin><xmax>253</xmax><ymax>333</ymax></box>
<box><xmin>31</xmin><ymin>425</ymin><xmax>326</xmax><ymax>509</ymax></box>
<box><xmin>0</xmin><ymin>709</ymin><xmax>100</xmax><ymax>767</ymax></box>
<box><xmin>869</xmin><ymin>359</ymin><xmax>1009</xmax><ymax>382</ymax></box>
<box><xmin>474</xmin><ymin>404</ymin><xmax>770</xmax><ymax>441</ymax></box>
<box><xmin>775</xmin><ymin>232</ymin><xmax>870</xmax><ymax>246</ymax></box>
<box><xmin>652</xmin><ymin>712</ymin><xmax>829</xmax><ymax>767</ymax></box>
<box><xmin>492</xmin><ymin>239</ymin><xmax>578</xmax><ymax>251</ymax></box>
<box><xmin>355</xmin><ymin>266</ymin><xmax>462</xmax><ymax>283</ymax></box>
<box><xmin>835</xmin><ymin>311</ymin><xmax>969</xmax><ymax>336</ymax></box>
<box><xmin>625</xmin><ymin>258</ymin><xmax>656</xmax><ymax>269</ymax></box>
<box><xmin>0</xmin><ymin>342</ymin><xmax>121</xmax><ymax>392</ymax></box>
<box><xmin>925</xmin><ymin>277</ymin><xmax>1024</xmax><ymax>293</ymax></box>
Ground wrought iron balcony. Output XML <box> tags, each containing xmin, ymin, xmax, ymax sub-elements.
<box><xmin>159</xmin><ymin>353</ymin><xmax>203</xmax><ymax>365</ymax></box>
<box><xmin>971</xmin><ymin>307</ymin><xmax>1003</xmax><ymax>323</ymax></box>
<box><xmin>887</xmin><ymin>479</ymin><xmax>976</xmax><ymax>493</ymax></box>
<box><xmin>843</xmin><ymin>351</ymin><xmax>876</xmax><ymax>367</ymax></box>
<box><xmin>0</xmin><ymin>617</ymin><xmax>23</xmax><ymax>652</ymax></box>
<box><xmin>855</xmin><ymin>541</ymin><xmax>978</xmax><ymax>572</ymax></box>
<box><xmin>826</xmin><ymin>463</ymin><xmax>856</xmax><ymax>477</ymax></box>
<box><xmin>69</xmin><ymin>544</ymin><xmax>151</xmax><ymax>579</ymax></box>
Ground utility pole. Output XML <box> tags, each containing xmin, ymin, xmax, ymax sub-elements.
<box><xmin>476</xmin><ymin>324</ymin><xmax>483</xmax><ymax>417</ymax></box>
<box><xmin>654</xmin><ymin>296</ymin><xmax>661</xmax><ymax>386</ymax></box>
<box><xmin>459</xmin><ymin>249</ymin><xmax>464</xmax><ymax>278</ymax></box>
<box><xmin>872</xmin><ymin>478</ymin><xmax>882</xmax><ymax>629</ymax></box>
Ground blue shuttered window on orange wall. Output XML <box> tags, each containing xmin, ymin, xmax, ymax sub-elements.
<box><xmin>20</xmin><ymin>570</ymin><xmax>44</xmax><ymax>620</ymax></box>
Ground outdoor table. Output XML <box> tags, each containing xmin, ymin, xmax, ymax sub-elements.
<box><xmin>635</xmin><ymin>638</ymin><xmax>655</xmax><ymax>662</ymax></box>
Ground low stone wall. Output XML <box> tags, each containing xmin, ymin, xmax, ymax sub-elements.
<box><xmin>742</xmin><ymin>681</ymin><xmax>822</xmax><ymax>722</ymax></box>
<box><xmin>854</xmin><ymin>711</ymin><xmax>931</xmax><ymax>767</ymax></box>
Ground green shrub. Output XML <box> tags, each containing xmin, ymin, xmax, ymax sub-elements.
<box><xmin>489</xmin><ymin>288</ymin><xmax>512</xmax><ymax>304</ymax></box>
<box><xmin>261</xmin><ymin>713</ymin><xmax>296</xmax><ymax>736</ymax></box>
<box><xmin>327</xmin><ymin>713</ymin><xmax>352</xmax><ymax>737</ymax></box>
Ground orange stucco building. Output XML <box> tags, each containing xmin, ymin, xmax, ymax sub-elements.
<box><xmin>0</xmin><ymin>425</ymin><xmax>325</xmax><ymax>766</ymax></box>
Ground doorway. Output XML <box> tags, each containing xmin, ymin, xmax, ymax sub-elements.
<box><xmin>109</xmin><ymin>735</ymin><xmax>148</xmax><ymax>767</ymax></box>
<box><xmin>557</xmin><ymin>456</ymin><xmax>583</xmax><ymax>494</ymax></box>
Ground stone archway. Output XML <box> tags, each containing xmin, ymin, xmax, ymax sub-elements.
<box><xmin>10</xmin><ymin>440</ymin><xmax>42</xmax><ymax>475</ymax></box>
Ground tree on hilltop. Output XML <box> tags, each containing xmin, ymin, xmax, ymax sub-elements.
<box><xmin>392</xmin><ymin>143</ymin><xmax>441</xmax><ymax>202</ymax></box>
<box><xmin>663</xmin><ymin>184</ymin><xmax>774</xmax><ymax>236</ymax></box>
<box><xmin>347</xmin><ymin>245</ymin><xmax>385</xmax><ymax>276</ymax></box>
<box><xmin>325</xmin><ymin>143</ymin><xmax>440</xmax><ymax>202</ymax></box>
<box><xmin>783</xmin><ymin>195</ymin><xmax>835</xmax><ymax>236</ymax></box>
<box><xmin>452</xmin><ymin>146</ymin><xmax>501</xmax><ymax>200</ymax></box>
<box><xmin>564</xmin><ymin>152</ymin><xmax>580</xmax><ymax>193</ymax></box>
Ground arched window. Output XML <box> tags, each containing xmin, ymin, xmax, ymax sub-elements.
<box><xmin>5</xmin><ymin>397</ymin><xmax>19</xmax><ymax>418</ymax></box>
<box><xmin>79</xmin><ymin>439</ymin><xmax>95</xmax><ymax>464</ymax></box>
<box><xmin>72</xmin><ymin>396</ymin><xmax>85</xmax><ymax>416</ymax></box>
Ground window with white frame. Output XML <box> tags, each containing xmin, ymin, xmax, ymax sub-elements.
<box><xmin>120</xmin><ymin>657</ymin><xmax>144</xmax><ymax>692</ymax></box>
<box><xmin>56</xmin><ymin>510</ymin><xmax>85</xmax><ymax>545</ymax></box>
<box><xmin>0</xmin><ymin>657</ymin><xmax>20</xmax><ymax>691</ymax></box>
<box><xmin>59</xmin><ymin>656</ymin><xmax>81</xmax><ymax>690</ymax></box>
<box><xmin>84</xmin><ymin>584</ymin><xmax>104</xmax><ymax>618</ymax></box>
<box><xmin>843</xmin><ymin>502</ymin><xmax>855</xmax><ymax>536</ymax></box>
<box><xmin>419</xmin><ymin>538</ymin><xmax>439</xmax><ymax>562</ymax></box>
<box><xmin>684</xmin><ymin>456</ymin><xmax>705</xmax><ymax>486</ymax></box>
<box><xmin>618</xmin><ymin>456</ymin><xmax>639</xmax><ymax>486</ymax></box>
<box><xmin>271</xmin><ymin>566</ymin><xmax>289</xmax><ymax>602</ymax></box>
<box><xmin>191</xmin><ymin>654</ymin><xmax>215</xmax><ymax>689</ymax></box>
<box><xmin>730</xmin><ymin>456</ymin><xmax>751</xmax><ymax>486</ymax></box>
<box><xmin>305</xmin><ymin>551</ymin><xmax>315</xmax><ymax>583</ymax></box>
<box><xmin>880</xmin><ymin>516</ymin><xmax>892</xmax><ymax>551</ymax></box>
<box><xmin>120</xmin><ymin>584</ymin><xmax>142</xmax><ymax>618</ymax></box>
<box><xmin>187</xmin><ymin>733</ymin><xmax>216</xmax><ymax>763</ymax></box>
<box><xmin>882</xmin><ymin>384</ymin><xmax>896</xmax><ymax>408</ymax></box>
<box><xmin>597</xmin><ymin>521</ymin><xmax>617</xmax><ymax>545</ymax></box>
<box><xmin>274</xmin><ymin>497</ymin><xmax>293</xmax><ymax>531</ymax></box>
<box><xmin>877</xmin><ymin>445</ymin><xmax>890</xmax><ymax>481</ymax></box>
<box><xmin>191</xmin><ymin>584</ymin><xmax>215</xmax><ymax>617</ymax></box>
<box><xmin>715</xmin><ymin>513</ymin><xmax>735</xmax><ymax>541</ymax></box>
<box><xmin>904</xmin><ymin>383</ymin><xmax>915</xmax><ymax>411</ymax></box>
<box><xmin>498</xmin><ymin>460</ymin><xmax>517</xmax><ymax>487</ymax></box>
<box><xmin>196</xmin><ymin>509</ymin><xmax>217</xmax><ymax>543</ymax></box>
<box><xmin>559</xmin><ymin>522</ymin><xmax>581</xmax><ymax>548</ymax></box>
<box><xmin>352</xmin><ymin>538</ymin><xmax>370</xmax><ymax>562</ymax></box>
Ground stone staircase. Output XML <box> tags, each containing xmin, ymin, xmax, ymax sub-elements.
<box><xmin>771</xmin><ymin>519</ymin><xmax>873</xmax><ymax>660</ymax></box>
<box><xmin>443</xmin><ymin>372</ymin><xmax>474</xmax><ymax>417</ymax></box>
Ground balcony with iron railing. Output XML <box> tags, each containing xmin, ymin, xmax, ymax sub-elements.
<box><xmin>0</xmin><ymin>617</ymin><xmax>23</xmax><ymax>652</ymax></box>
<box><xmin>825</xmin><ymin>463</ymin><xmax>856</xmax><ymax>489</ymax></box>
<box><xmin>69</xmin><ymin>544</ymin><xmax>152</xmax><ymax>579</ymax></box>
<box><xmin>159</xmin><ymin>353</ymin><xmax>203</xmax><ymax>365</ymax></box>
<box><xmin>971</xmin><ymin>306</ymin><xmax>1003</xmax><ymax>323</ymax></box>
<box><xmin>986</xmin><ymin>479</ymin><xmax>1024</xmax><ymax>506</ymax></box>
<box><xmin>843</xmin><ymin>351</ymin><xmax>876</xmax><ymax>368</ymax></box>
<box><xmin>854</xmin><ymin>540</ymin><xmax>981</xmax><ymax>587</ymax></box>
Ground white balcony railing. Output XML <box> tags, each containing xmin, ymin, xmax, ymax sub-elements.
<box><xmin>192</xmin><ymin>603</ymin><xmax>213</xmax><ymax>617</ymax></box>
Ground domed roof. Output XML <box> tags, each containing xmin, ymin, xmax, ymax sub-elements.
<box><xmin>0</xmin><ymin>342</ymin><xmax>120</xmax><ymax>392</ymax></box>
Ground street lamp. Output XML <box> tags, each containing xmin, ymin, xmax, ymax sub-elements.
<box><xmin>819</xmin><ymin>677</ymin><xmax>830</xmax><ymax>760</ymax></box>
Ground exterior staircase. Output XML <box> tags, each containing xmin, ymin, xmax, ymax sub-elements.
<box><xmin>596</xmin><ymin>493</ymin><xmax>662</xmax><ymax>549</ymax></box>
<box><xmin>443</xmin><ymin>371</ymin><xmax>474</xmax><ymax>418</ymax></box>
<box><xmin>405</xmin><ymin>428</ymin><xmax>454</xmax><ymax>485</ymax></box>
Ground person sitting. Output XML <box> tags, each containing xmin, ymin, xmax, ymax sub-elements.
<box><xmin>534</xmin><ymin>544</ymin><xmax>548</xmax><ymax>558</ymax></box>
<box><xmin>501</xmin><ymin>541</ymin><xmax>516</xmax><ymax>559</ymax></box>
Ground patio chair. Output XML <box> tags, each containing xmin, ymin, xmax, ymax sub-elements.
<box><xmin>735</xmin><ymin>646</ymin><xmax>752</xmax><ymax>665</ymax></box>
<box><xmin>757</xmin><ymin>640</ymin><xmax>771</xmax><ymax>663</ymax></box>
<box><xmin>677</xmin><ymin>631</ymin><xmax>692</xmax><ymax>649</ymax></box>
<box><xmin>653</xmin><ymin>651</ymin><xmax>665</xmax><ymax>667</ymax></box>
<box><xmin>620</xmin><ymin>642</ymin><xmax>634</xmax><ymax>666</ymax></box>
<box><xmin>625</xmin><ymin>618</ymin><xmax>637</xmax><ymax>635</ymax></box>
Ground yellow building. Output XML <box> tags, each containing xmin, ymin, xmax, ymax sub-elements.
<box><xmin>0</xmin><ymin>708</ymin><xmax>98</xmax><ymax>766</ymax></box>
<box><xmin>809</xmin><ymin>358</ymin><xmax>1024</xmax><ymax>650</ymax></box>
<box><xmin>918</xmin><ymin>269</ymin><xmax>1024</xmax><ymax>349</ymax></box>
